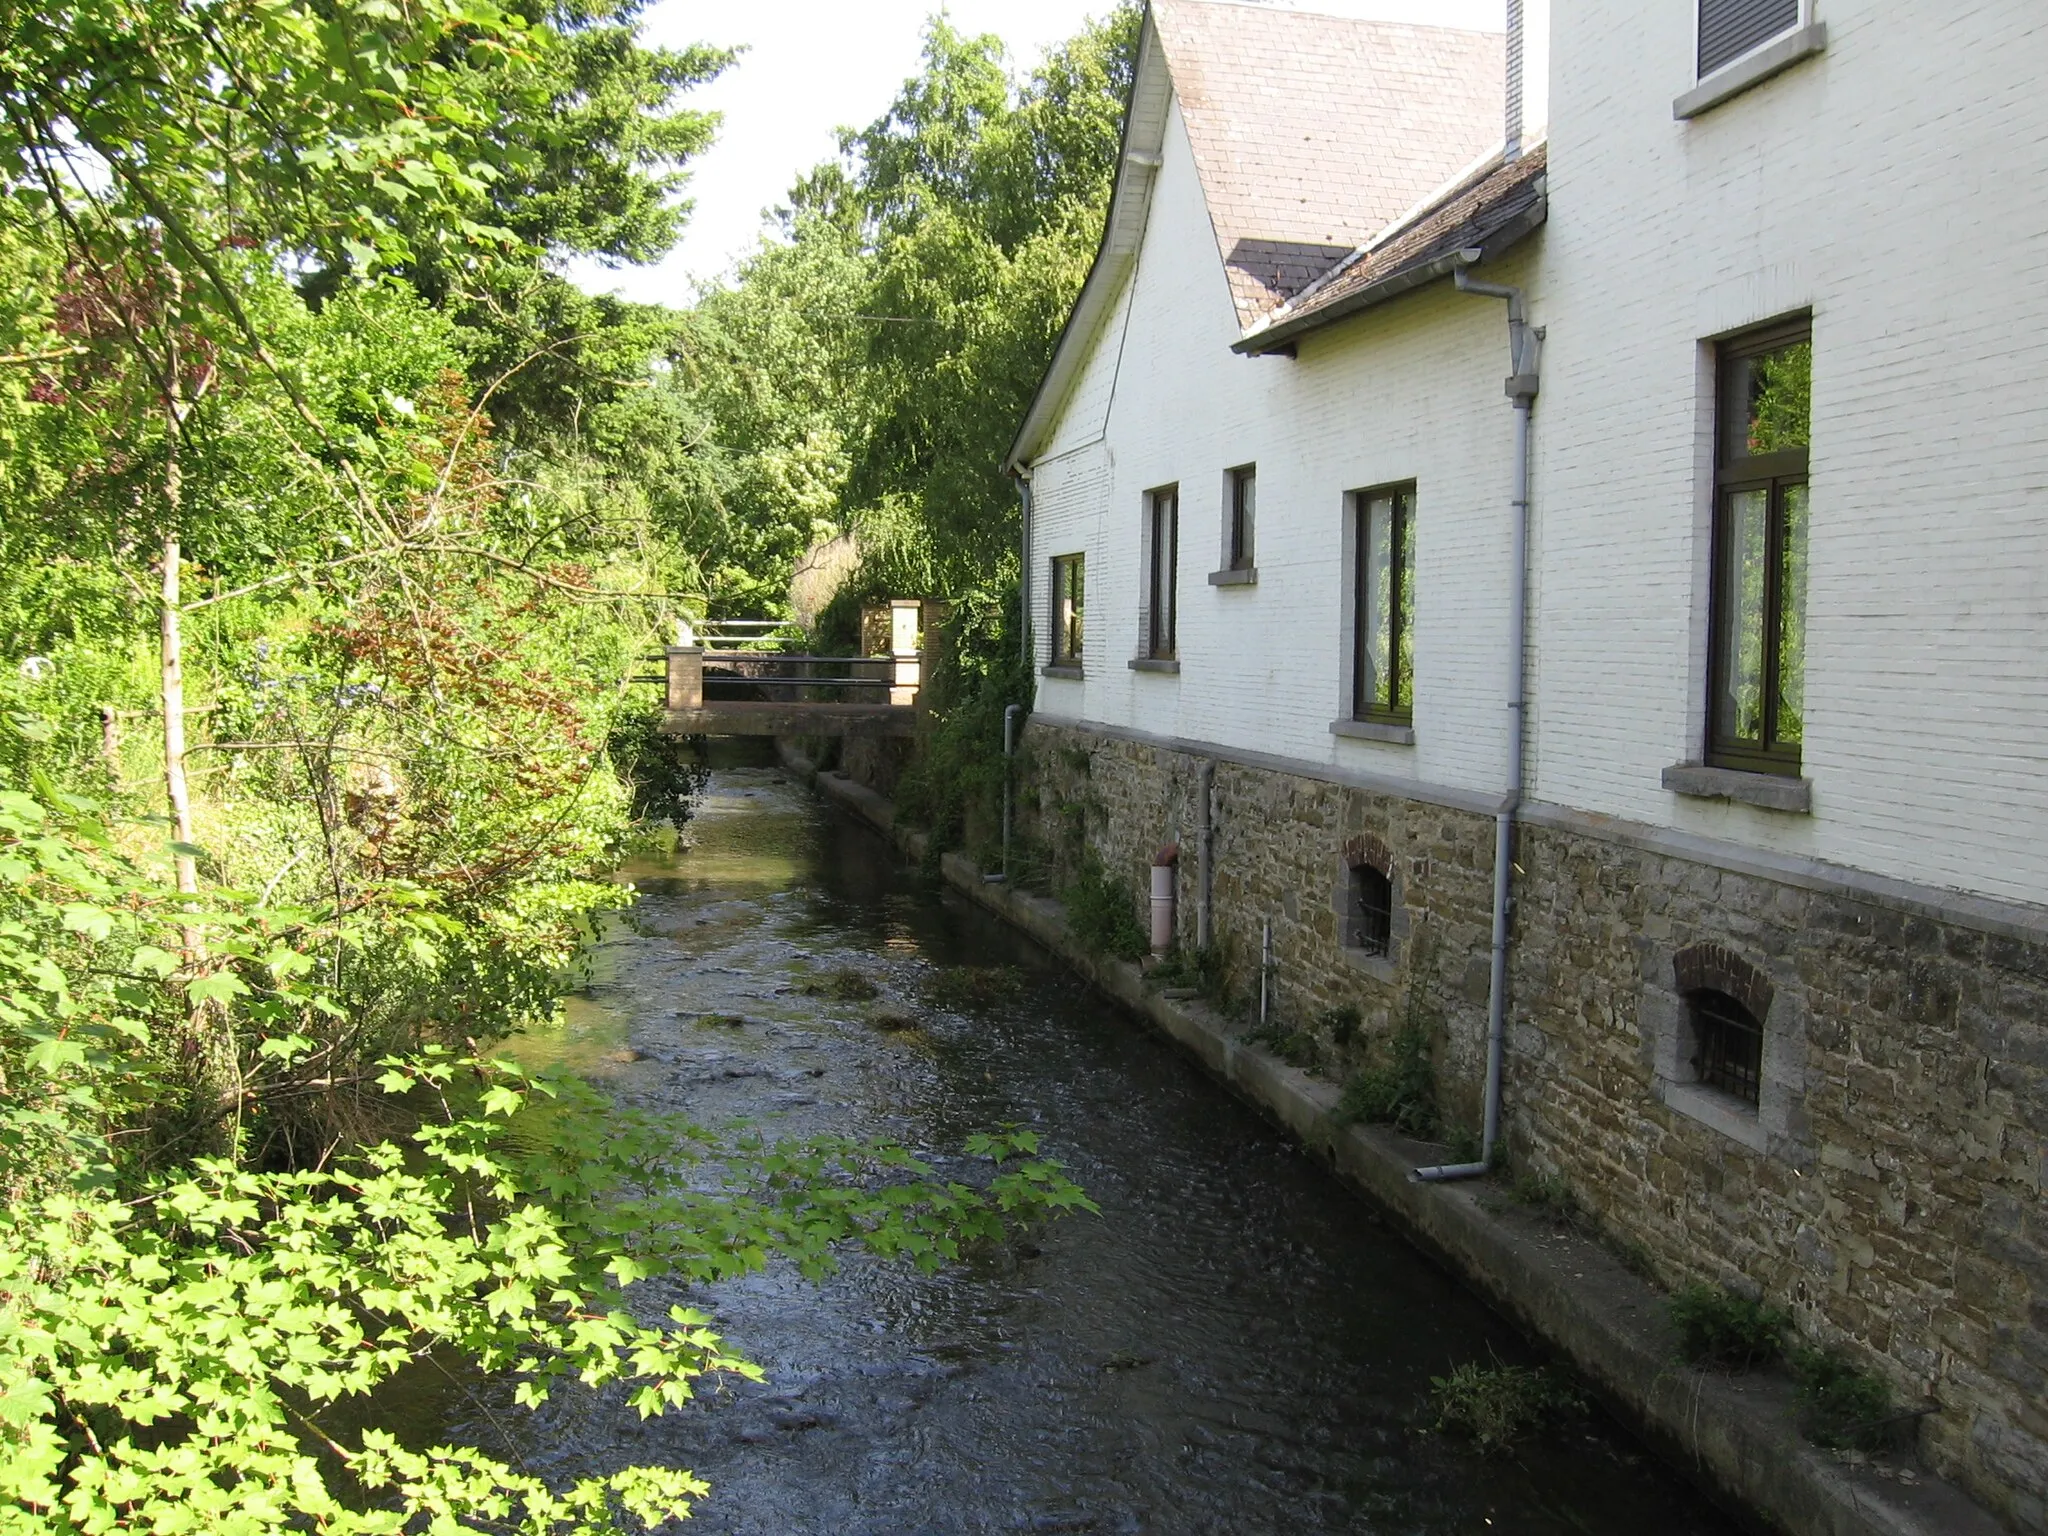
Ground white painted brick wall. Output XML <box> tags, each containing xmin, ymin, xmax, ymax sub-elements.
<box><xmin>1538</xmin><ymin>0</ymin><xmax>2048</xmax><ymax>903</ymax></box>
<box><xmin>1031</xmin><ymin>4</ymin><xmax>2048</xmax><ymax>907</ymax></box>
<box><xmin>1030</xmin><ymin>99</ymin><xmax>1524</xmax><ymax>801</ymax></box>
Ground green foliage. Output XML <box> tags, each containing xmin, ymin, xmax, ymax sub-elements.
<box><xmin>1063</xmin><ymin>852</ymin><xmax>1148</xmax><ymax>962</ymax></box>
<box><xmin>0</xmin><ymin>1054</ymin><xmax>1092</xmax><ymax>1529</ymax></box>
<box><xmin>1429</xmin><ymin>1359</ymin><xmax>1585</xmax><ymax>1452</ymax></box>
<box><xmin>607</xmin><ymin>704</ymin><xmax>710</xmax><ymax>827</ymax></box>
<box><xmin>1668</xmin><ymin>1283</ymin><xmax>1791</xmax><ymax>1370</ymax></box>
<box><xmin>1321</xmin><ymin>1003</ymin><xmax>1362</xmax><ymax>1047</ymax></box>
<box><xmin>1504</xmin><ymin>1168</ymin><xmax>1582</xmax><ymax>1226</ymax></box>
<box><xmin>1245</xmin><ymin>1019</ymin><xmax>1320</xmax><ymax>1071</ymax></box>
<box><xmin>920</xmin><ymin>964</ymin><xmax>1024</xmax><ymax>1012</ymax></box>
<box><xmin>1792</xmin><ymin>1347</ymin><xmax>1895</xmax><ymax>1451</ymax></box>
<box><xmin>1338</xmin><ymin>1020</ymin><xmax>1439</xmax><ymax>1137</ymax></box>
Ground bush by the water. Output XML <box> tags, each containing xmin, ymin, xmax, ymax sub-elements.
<box><xmin>1669</xmin><ymin>1283</ymin><xmax>1791</xmax><ymax>1369</ymax></box>
<box><xmin>1064</xmin><ymin>855</ymin><xmax>1149</xmax><ymax>960</ymax></box>
<box><xmin>1337</xmin><ymin>1020</ymin><xmax>1439</xmax><ymax>1137</ymax></box>
<box><xmin>1429</xmin><ymin>1359</ymin><xmax>1585</xmax><ymax>1451</ymax></box>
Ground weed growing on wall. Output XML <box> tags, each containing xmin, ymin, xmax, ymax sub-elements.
<box><xmin>1064</xmin><ymin>853</ymin><xmax>1149</xmax><ymax>960</ymax></box>
<box><xmin>1792</xmin><ymin>1347</ymin><xmax>1896</xmax><ymax>1450</ymax></box>
<box><xmin>1338</xmin><ymin>1018</ymin><xmax>1439</xmax><ymax>1137</ymax></box>
<box><xmin>1668</xmin><ymin>1284</ymin><xmax>1791</xmax><ymax>1370</ymax></box>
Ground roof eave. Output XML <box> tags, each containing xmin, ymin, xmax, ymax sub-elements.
<box><xmin>1005</xmin><ymin>8</ymin><xmax>1169</xmax><ymax>475</ymax></box>
<box><xmin>1231</xmin><ymin>194</ymin><xmax>1547</xmax><ymax>358</ymax></box>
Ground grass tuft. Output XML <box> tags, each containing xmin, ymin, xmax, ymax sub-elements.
<box><xmin>1792</xmin><ymin>1347</ymin><xmax>1896</xmax><ymax>1451</ymax></box>
<box><xmin>1337</xmin><ymin>1020</ymin><xmax>1438</xmax><ymax>1137</ymax></box>
<box><xmin>920</xmin><ymin>965</ymin><xmax>1025</xmax><ymax>1012</ymax></box>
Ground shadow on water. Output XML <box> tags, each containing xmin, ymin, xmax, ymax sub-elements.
<box><xmin>444</xmin><ymin>765</ymin><xmax>1741</xmax><ymax>1536</ymax></box>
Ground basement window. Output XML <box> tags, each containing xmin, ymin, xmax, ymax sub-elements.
<box><xmin>1348</xmin><ymin>864</ymin><xmax>1393</xmax><ymax>958</ymax></box>
<box><xmin>1688</xmin><ymin>988</ymin><xmax>1763</xmax><ymax>1107</ymax></box>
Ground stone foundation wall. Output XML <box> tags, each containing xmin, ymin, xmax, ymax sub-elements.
<box><xmin>1016</xmin><ymin>717</ymin><xmax>2048</xmax><ymax>1532</ymax></box>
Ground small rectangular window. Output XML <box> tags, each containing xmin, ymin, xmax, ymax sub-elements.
<box><xmin>1227</xmin><ymin>465</ymin><xmax>1256</xmax><ymax>571</ymax></box>
<box><xmin>1689</xmin><ymin>990</ymin><xmax>1764</xmax><ymax>1106</ymax></box>
<box><xmin>1697</xmin><ymin>0</ymin><xmax>1801</xmax><ymax>79</ymax></box>
<box><xmin>1348</xmin><ymin>864</ymin><xmax>1393</xmax><ymax>957</ymax></box>
<box><xmin>1351</xmin><ymin>484</ymin><xmax>1415</xmax><ymax>723</ymax></box>
<box><xmin>1145</xmin><ymin>486</ymin><xmax>1179</xmax><ymax>660</ymax></box>
<box><xmin>1708</xmin><ymin>321</ymin><xmax>1810</xmax><ymax>775</ymax></box>
<box><xmin>1050</xmin><ymin>554</ymin><xmax>1084</xmax><ymax>668</ymax></box>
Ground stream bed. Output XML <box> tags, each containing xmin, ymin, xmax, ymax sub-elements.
<box><xmin>456</xmin><ymin>764</ymin><xmax>1744</xmax><ymax>1534</ymax></box>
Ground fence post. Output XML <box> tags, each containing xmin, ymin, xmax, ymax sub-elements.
<box><xmin>665</xmin><ymin>647</ymin><xmax>703</xmax><ymax>711</ymax></box>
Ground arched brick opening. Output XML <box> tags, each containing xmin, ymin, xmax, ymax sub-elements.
<box><xmin>1672</xmin><ymin>942</ymin><xmax>1774</xmax><ymax>1025</ymax></box>
<box><xmin>1342</xmin><ymin>832</ymin><xmax>1392</xmax><ymax>877</ymax></box>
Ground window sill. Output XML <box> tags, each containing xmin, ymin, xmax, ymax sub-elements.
<box><xmin>1339</xmin><ymin>946</ymin><xmax>1398</xmax><ymax>984</ymax></box>
<box><xmin>1040</xmin><ymin>664</ymin><xmax>1083</xmax><ymax>680</ymax></box>
<box><xmin>1128</xmin><ymin>657</ymin><xmax>1180</xmax><ymax>675</ymax></box>
<box><xmin>1330</xmin><ymin>718</ymin><xmax>1415</xmax><ymax>746</ymax></box>
<box><xmin>1674</xmin><ymin>22</ymin><xmax>1826</xmax><ymax>119</ymax></box>
<box><xmin>1207</xmin><ymin>567</ymin><xmax>1257</xmax><ymax>587</ymax></box>
<box><xmin>1662</xmin><ymin>761</ymin><xmax>1811</xmax><ymax>813</ymax></box>
<box><xmin>1658</xmin><ymin>1079</ymin><xmax>1768</xmax><ymax>1154</ymax></box>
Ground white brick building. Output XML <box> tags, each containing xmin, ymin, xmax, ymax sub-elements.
<box><xmin>1005</xmin><ymin>2</ymin><xmax>2048</xmax><ymax>1525</ymax></box>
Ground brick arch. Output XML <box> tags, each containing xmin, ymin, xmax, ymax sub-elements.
<box><xmin>1342</xmin><ymin>832</ymin><xmax>1392</xmax><ymax>877</ymax></box>
<box><xmin>1673</xmin><ymin>942</ymin><xmax>1774</xmax><ymax>1023</ymax></box>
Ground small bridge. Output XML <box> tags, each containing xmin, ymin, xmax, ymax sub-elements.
<box><xmin>655</xmin><ymin>602</ymin><xmax>938</xmax><ymax>737</ymax></box>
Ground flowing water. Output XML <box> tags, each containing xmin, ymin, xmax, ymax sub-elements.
<box><xmin>449</xmin><ymin>764</ymin><xmax>1742</xmax><ymax>1535</ymax></box>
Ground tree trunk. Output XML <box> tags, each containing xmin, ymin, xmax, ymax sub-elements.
<box><xmin>159</xmin><ymin>362</ymin><xmax>239</xmax><ymax>1134</ymax></box>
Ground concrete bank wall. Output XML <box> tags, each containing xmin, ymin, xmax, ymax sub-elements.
<box><xmin>1011</xmin><ymin>718</ymin><xmax>2047</xmax><ymax>1531</ymax></box>
<box><xmin>775</xmin><ymin>738</ymin><xmax>2008</xmax><ymax>1536</ymax></box>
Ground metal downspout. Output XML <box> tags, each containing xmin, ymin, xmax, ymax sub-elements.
<box><xmin>1017</xmin><ymin>471</ymin><xmax>1033</xmax><ymax>668</ymax></box>
<box><xmin>1415</xmin><ymin>261</ymin><xmax>1540</xmax><ymax>1183</ymax></box>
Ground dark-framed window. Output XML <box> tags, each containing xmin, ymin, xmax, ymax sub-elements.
<box><xmin>1348</xmin><ymin>863</ymin><xmax>1393</xmax><ymax>957</ymax></box>
<box><xmin>1687</xmin><ymin>988</ymin><xmax>1763</xmax><ymax>1106</ymax></box>
<box><xmin>1697</xmin><ymin>0</ymin><xmax>1801</xmax><ymax>79</ymax></box>
<box><xmin>1050</xmin><ymin>553</ymin><xmax>1084</xmax><ymax>667</ymax></box>
<box><xmin>1351</xmin><ymin>484</ymin><xmax>1415</xmax><ymax>723</ymax></box>
<box><xmin>1708</xmin><ymin>320</ymin><xmax>1810</xmax><ymax>775</ymax></box>
<box><xmin>1227</xmin><ymin>464</ymin><xmax>1256</xmax><ymax>571</ymax></box>
<box><xmin>1145</xmin><ymin>485</ymin><xmax>1179</xmax><ymax>659</ymax></box>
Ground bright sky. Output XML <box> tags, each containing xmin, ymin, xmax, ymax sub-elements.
<box><xmin>562</xmin><ymin>0</ymin><xmax>1532</xmax><ymax>308</ymax></box>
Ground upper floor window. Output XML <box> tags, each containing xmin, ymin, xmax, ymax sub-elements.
<box><xmin>1708</xmin><ymin>321</ymin><xmax>1810</xmax><ymax>776</ymax></box>
<box><xmin>1348</xmin><ymin>862</ymin><xmax>1393</xmax><ymax>957</ymax></box>
<box><xmin>1697</xmin><ymin>0</ymin><xmax>1801</xmax><ymax>79</ymax></box>
<box><xmin>1050</xmin><ymin>553</ymin><xmax>1084</xmax><ymax>668</ymax></box>
<box><xmin>1352</xmin><ymin>484</ymin><xmax>1415</xmax><ymax>724</ymax></box>
<box><xmin>1227</xmin><ymin>465</ymin><xmax>1256</xmax><ymax>572</ymax></box>
<box><xmin>1145</xmin><ymin>485</ymin><xmax>1179</xmax><ymax>660</ymax></box>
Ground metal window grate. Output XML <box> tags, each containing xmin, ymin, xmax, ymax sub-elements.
<box><xmin>1350</xmin><ymin>864</ymin><xmax>1392</xmax><ymax>957</ymax></box>
<box><xmin>1698</xmin><ymin>0</ymin><xmax>1799</xmax><ymax>78</ymax></box>
<box><xmin>1689</xmin><ymin>989</ymin><xmax>1763</xmax><ymax>1105</ymax></box>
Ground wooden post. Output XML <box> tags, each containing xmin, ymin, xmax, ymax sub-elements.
<box><xmin>666</xmin><ymin>647</ymin><xmax>703</xmax><ymax>711</ymax></box>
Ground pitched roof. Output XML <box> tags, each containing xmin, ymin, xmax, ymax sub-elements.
<box><xmin>1153</xmin><ymin>0</ymin><xmax>1505</xmax><ymax>326</ymax></box>
<box><xmin>1236</xmin><ymin>142</ymin><xmax>1549</xmax><ymax>355</ymax></box>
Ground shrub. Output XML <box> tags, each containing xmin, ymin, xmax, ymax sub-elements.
<box><xmin>1245</xmin><ymin>1020</ymin><xmax>1319</xmax><ymax>1070</ymax></box>
<box><xmin>1668</xmin><ymin>1283</ymin><xmax>1791</xmax><ymax>1370</ymax></box>
<box><xmin>1064</xmin><ymin>854</ymin><xmax>1148</xmax><ymax>961</ymax></box>
<box><xmin>1792</xmin><ymin>1347</ymin><xmax>1895</xmax><ymax>1450</ymax></box>
<box><xmin>1429</xmin><ymin>1360</ymin><xmax>1584</xmax><ymax>1451</ymax></box>
<box><xmin>1337</xmin><ymin>1020</ymin><xmax>1438</xmax><ymax>1137</ymax></box>
<box><xmin>1506</xmin><ymin>1169</ymin><xmax>1580</xmax><ymax>1225</ymax></box>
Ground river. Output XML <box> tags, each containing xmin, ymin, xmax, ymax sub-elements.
<box><xmin>458</xmin><ymin>763</ymin><xmax>1743</xmax><ymax>1535</ymax></box>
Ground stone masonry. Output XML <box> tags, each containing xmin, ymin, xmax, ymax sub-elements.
<box><xmin>1014</xmin><ymin>717</ymin><xmax>2048</xmax><ymax>1532</ymax></box>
